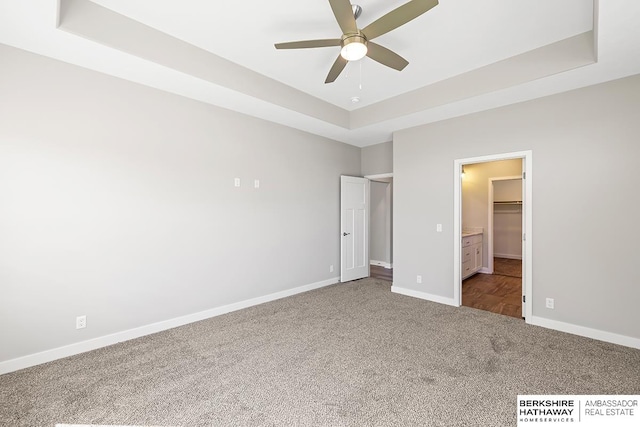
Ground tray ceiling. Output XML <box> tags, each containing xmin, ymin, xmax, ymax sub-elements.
<box><xmin>1</xmin><ymin>1</ymin><xmax>640</xmax><ymax>146</ymax></box>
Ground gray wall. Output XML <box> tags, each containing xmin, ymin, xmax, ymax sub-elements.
<box><xmin>0</xmin><ymin>44</ymin><xmax>360</xmax><ymax>363</ymax></box>
<box><xmin>361</xmin><ymin>141</ymin><xmax>393</xmax><ymax>176</ymax></box>
<box><xmin>394</xmin><ymin>74</ymin><xmax>640</xmax><ymax>340</ymax></box>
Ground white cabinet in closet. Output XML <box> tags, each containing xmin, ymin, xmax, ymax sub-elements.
<box><xmin>462</xmin><ymin>233</ymin><xmax>483</xmax><ymax>279</ymax></box>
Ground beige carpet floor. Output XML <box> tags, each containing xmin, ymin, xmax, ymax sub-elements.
<box><xmin>1</xmin><ymin>278</ymin><xmax>639</xmax><ymax>426</ymax></box>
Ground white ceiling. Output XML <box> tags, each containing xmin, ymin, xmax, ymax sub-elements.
<box><xmin>88</xmin><ymin>0</ymin><xmax>593</xmax><ymax>109</ymax></box>
<box><xmin>1</xmin><ymin>0</ymin><xmax>640</xmax><ymax>147</ymax></box>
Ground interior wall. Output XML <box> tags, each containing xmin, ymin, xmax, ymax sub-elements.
<box><xmin>0</xmin><ymin>44</ymin><xmax>361</xmax><ymax>363</ymax></box>
<box><xmin>393</xmin><ymin>73</ymin><xmax>640</xmax><ymax>341</ymax></box>
<box><xmin>493</xmin><ymin>179</ymin><xmax>522</xmax><ymax>202</ymax></box>
<box><xmin>361</xmin><ymin>141</ymin><xmax>393</xmax><ymax>176</ymax></box>
<box><xmin>461</xmin><ymin>160</ymin><xmax>522</xmax><ymax>267</ymax></box>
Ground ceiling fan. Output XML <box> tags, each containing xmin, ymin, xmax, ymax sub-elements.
<box><xmin>275</xmin><ymin>0</ymin><xmax>439</xmax><ymax>83</ymax></box>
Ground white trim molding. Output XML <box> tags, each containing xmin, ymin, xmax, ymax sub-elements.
<box><xmin>363</xmin><ymin>173</ymin><xmax>393</xmax><ymax>181</ymax></box>
<box><xmin>529</xmin><ymin>316</ymin><xmax>640</xmax><ymax>350</ymax></box>
<box><xmin>370</xmin><ymin>260</ymin><xmax>393</xmax><ymax>269</ymax></box>
<box><xmin>391</xmin><ymin>286</ymin><xmax>457</xmax><ymax>307</ymax></box>
<box><xmin>493</xmin><ymin>253</ymin><xmax>523</xmax><ymax>260</ymax></box>
<box><xmin>0</xmin><ymin>276</ymin><xmax>339</xmax><ymax>375</ymax></box>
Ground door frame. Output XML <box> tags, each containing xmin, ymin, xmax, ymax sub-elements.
<box><xmin>364</xmin><ymin>173</ymin><xmax>393</xmax><ymax>270</ymax></box>
<box><xmin>364</xmin><ymin>173</ymin><xmax>393</xmax><ymax>182</ymax></box>
<box><xmin>453</xmin><ymin>150</ymin><xmax>532</xmax><ymax>322</ymax></box>
<box><xmin>488</xmin><ymin>175</ymin><xmax>522</xmax><ymax>274</ymax></box>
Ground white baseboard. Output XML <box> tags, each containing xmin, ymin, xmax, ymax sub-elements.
<box><xmin>529</xmin><ymin>316</ymin><xmax>640</xmax><ymax>349</ymax></box>
<box><xmin>494</xmin><ymin>253</ymin><xmax>522</xmax><ymax>260</ymax></box>
<box><xmin>391</xmin><ymin>286</ymin><xmax>457</xmax><ymax>307</ymax></box>
<box><xmin>0</xmin><ymin>276</ymin><xmax>339</xmax><ymax>375</ymax></box>
<box><xmin>370</xmin><ymin>260</ymin><xmax>393</xmax><ymax>269</ymax></box>
<box><xmin>478</xmin><ymin>267</ymin><xmax>492</xmax><ymax>274</ymax></box>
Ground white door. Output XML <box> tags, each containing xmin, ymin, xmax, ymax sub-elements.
<box><xmin>340</xmin><ymin>176</ymin><xmax>370</xmax><ymax>282</ymax></box>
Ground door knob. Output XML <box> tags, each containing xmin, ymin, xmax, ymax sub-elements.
<box><xmin>343</xmin><ymin>232</ymin><xmax>350</xmax><ymax>236</ymax></box>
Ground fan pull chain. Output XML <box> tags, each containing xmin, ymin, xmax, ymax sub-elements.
<box><xmin>359</xmin><ymin>60</ymin><xmax>362</xmax><ymax>90</ymax></box>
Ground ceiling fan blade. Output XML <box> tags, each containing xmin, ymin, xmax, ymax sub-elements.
<box><xmin>362</xmin><ymin>0</ymin><xmax>438</xmax><ymax>40</ymax></box>
<box><xmin>325</xmin><ymin>54</ymin><xmax>348</xmax><ymax>83</ymax></box>
<box><xmin>275</xmin><ymin>39</ymin><xmax>342</xmax><ymax>49</ymax></box>
<box><xmin>366</xmin><ymin>42</ymin><xmax>409</xmax><ymax>71</ymax></box>
<box><xmin>328</xmin><ymin>0</ymin><xmax>358</xmax><ymax>35</ymax></box>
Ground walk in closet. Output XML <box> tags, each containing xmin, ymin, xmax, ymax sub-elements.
<box><xmin>492</xmin><ymin>179</ymin><xmax>522</xmax><ymax>260</ymax></box>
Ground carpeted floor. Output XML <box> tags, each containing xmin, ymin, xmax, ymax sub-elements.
<box><xmin>1</xmin><ymin>278</ymin><xmax>639</xmax><ymax>426</ymax></box>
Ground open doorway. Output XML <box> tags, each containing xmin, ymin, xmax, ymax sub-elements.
<box><xmin>461</xmin><ymin>164</ymin><xmax>522</xmax><ymax>318</ymax></box>
<box><xmin>365</xmin><ymin>173</ymin><xmax>393</xmax><ymax>282</ymax></box>
<box><xmin>453</xmin><ymin>151</ymin><xmax>532</xmax><ymax>322</ymax></box>
<box><xmin>489</xmin><ymin>176</ymin><xmax>523</xmax><ymax>277</ymax></box>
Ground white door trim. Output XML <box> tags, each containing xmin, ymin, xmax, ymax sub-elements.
<box><xmin>453</xmin><ymin>150</ymin><xmax>533</xmax><ymax>322</ymax></box>
<box><xmin>364</xmin><ymin>173</ymin><xmax>393</xmax><ymax>182</ymax></box>
<box><xmin>365</xmin><ymin>173</ymin><xmax>393</xmax><ymax>276</ymax></box>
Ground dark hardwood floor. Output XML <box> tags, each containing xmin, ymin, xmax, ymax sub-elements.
<box><xmin>462</xmin><ymin>258</ymin><xmax>522</xmax><ymax>319</ymax></box>
<box><xmin>493</xmin><ymin>257</ymin><xmax>522</xmax><ymax>278</ymax></box>
<box><xmin>370</xmin><ymin>265</ymin><xmax>393</xmax><ymax>281</ymax></box>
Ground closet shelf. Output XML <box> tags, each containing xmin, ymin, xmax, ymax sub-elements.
<box><xmin>494</xmin><ymin>200</ymin><xmax>522</xmax><ymax>214</ymax></box>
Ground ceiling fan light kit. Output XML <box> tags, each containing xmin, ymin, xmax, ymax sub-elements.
<box><xmin>340</xmin><ymin>33</ymin><xmax>368</xmax><ymax>61</ymax></box>
<box><xmin>275</xmin><ymin>0</ymin><xmax>439</xmax><ymax>83</ymax></box>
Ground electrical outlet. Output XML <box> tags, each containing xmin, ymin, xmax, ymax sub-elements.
<box><xmin>234</xmin><ymin>178</ymin><xmax>240</xmax><ymax>187</ymax></box>
<box><xmin>436</xmin><ymin>224</ymin><xmax>442</xmax><ymax>232</ymax></box>
<box><xmin>329</xmin><ymin>265</ymin><xmax>334</xmax><ymax>273</ymax></box>
<box><xmin>546</xmin><ymin>298</ymin><xmax>554</xmax><ymax>309</ymax></box>
<box><xmin>254</xmin><ymin>179</ymin><xmax>260</xmax><ymax>189</ymax></box>
<box><xmin>76</xmin><ymin>315</ymin><xmax>86</xmax><ymax>329</ymax></box>
<box><xmin>416</xmin><ymin>275</ymin><xmax>422</xmax><ymax>284</ymax></box>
